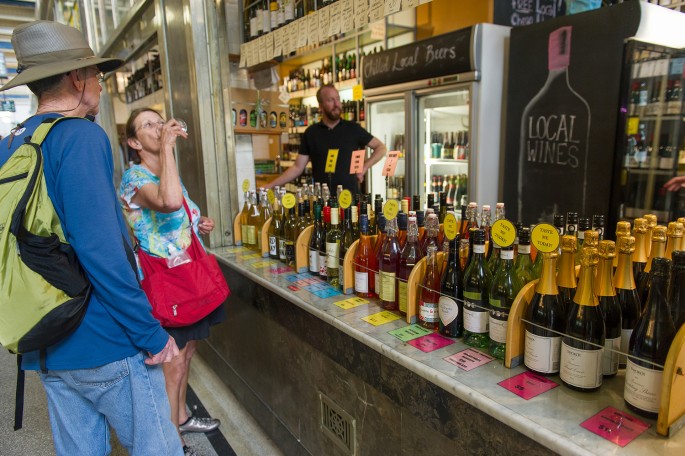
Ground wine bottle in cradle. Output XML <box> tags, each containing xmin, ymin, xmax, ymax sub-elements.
<box><xmin>284</xmin><ymin>206</ymin><xmax>297</xmax><ymax>267</ymax></box>
<box><xmin>398</xmin><ymin>213</ymin><xmax>423</xmax><ymax>316</ymax></box>
<box><xmin>624</xmin><ymin>257</ymin><xmax>677</xmax><ymax>419</ymax></box>
<box><xmin>373</xmin><ymin>214</ymin><xmax>387</xmax><ymax>298</ymax></box>
<box><xmin>613</xmin><ymin>235</ymin><xmax>642</xmax><ymax>368</ymax></box>
<box><xmin>632</xmin><ymin>218</ymin><xmax>649</xmax><ymax>282</ymax></box>
<box><xmin>319</xmin><ymin>206</ymin><xmax>330</xmax><ymax>281</ymax></box>
<box><xmin>525</xmin><ymin>251</ymin><xmax>565</xmax><ymax>375</ymax></box>
<box><xmin>268</xmin><ymin>193</ymin><xmax>282</xmax><ymax>260</ymax></box>
<box><xmin>240</xmin><ymin>191</ymin><xmax>251</xmax><ymax>247</ymax></box>
<box><xmin>514</xmin><ymin>227</ymin><xmax>535</xmax><ymax>286</ymax></box>
<box><xmin>463</xmin><ymin>229</ymin><xmax>492</xmax><ymax>348</ymax></box>
<box><xmin>339</xmin><ymin>207</ymin><xmax>355</xmax><ymax>290</ymax></box>
<box><xmin>664</xmin><ymin>221</ymin><xmax>683</xmax><ymax>260</ymax></box>
<box><xmin>419</xmin><ymin>245</ymin><xmax>441</xmax><ymax>330</ymax></box>
<box><xmin>636</xmin><ymin>225</ymin><xmax>667</xmax><ymax>309</ymax></box>
<box><xmin>440</xmin><ymin>236</ymin><xmax>463</xmax><ymax>338</ymax></box>
<box><xmin>613</xmin><ymin>221</ymin><xmax>632</xmax><ymax>271</ymax></box>
<box><xmin>669</xmin><ymin>251</ymin><xmax>685</xmax><ymax>330</ymax></box>
<box><xmin>354</xmin><ymin>214</ymin><xmax>377</xmax><ymax>298</ymax></box>
<box><xmin>309</xmin><ymin>203</ymin><xmax>324</xmax><ymax>275</ymax></box>
<box><xmin>560</xmin><ymin>247</ymin><xmax>605</xmax><ymax>392</ymax></box>
<box><xmin>380</xmin><ymin>217</ymin><xmax>401</xmax><ymax>311</ymax></box>
<box><xmin>489</xmin><ymin>245</ymin><xmax>522</xmax><ymax>359</ymax></box>
<box><xmin>326</xmin><ymin>204</ymin><xmax>342</xmax><ymax>287</ymax></box>
<box><xmin>557</xmin><ymin>235</ymin><xmax>577</xmax><ymax>314</ymax></box>
<box><xmin>594</xmin><ymin>241</ymin><xmax>622</xmax><ymax>377</ymax></box>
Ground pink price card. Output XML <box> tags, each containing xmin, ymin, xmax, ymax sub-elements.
<box><xmin>269</xmin><ymin>265</ymin><xmax>292</xmax><ymax>274</ymax></box>
<box><xmin>381</xmin><ymin>151</ymin><xmax>400</xmax><ymax>177</ymax></box>
<box><xmin>287</xmin><ymin>285</ymin><xmax>299</xmax><ymax>291</ymax></box>
<box><xmin>408</xmin><ymin>333</ymin><xmax>455</xmax><ymax>353</ymax></box>
<box><xmin>349</xmin><ymin>150</ymin><xmax>365</xmax><ymax>174</ymax></box>
<box><xmin>443</xmin><ymin>348</ymin><xmax>494</xmax><ymax>371</ymax></box>
<box><xmin>498</xmin><ymin>371</ymin><xmax>559</xmax><ymax>400</ymax></box>
<box><xmin>580</xmin><ymin>406</ymin><xmax>650</xmax><ymax>447</ymax></box>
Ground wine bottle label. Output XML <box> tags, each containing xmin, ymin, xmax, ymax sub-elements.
<box><xmin>624</xmin><ymin>359</ymin><xmax>663</xmax><ymax>413</ymax></box>
<box><xmin>473</xmin><ymin>245</ymin><xmax>485</xmax><ymax>254</ymax></box>
<box><xmin>619</xmin><ymin>328</ymin><xmax>633</xmax><ymax>366</ymax></box>
<box><xmin>279</xmin><ymin>239</ymin><xmax>287</xmax><ymax>260</ymax></box>
<box><xmin>488</xmin><ymin>309</ymin><xmax>508</xmax><ymax>344</ymax></box>
<box><xmin>419</xmin><ymin>301</ymin><xmax>439</xmax><ymax>323</ymax></box>
<box><xmin>379</xmin><ymin>271</ymin><xmax>396</xmax><ymax>302</ymax></box>
<box><xmin>246</xmin><ymin>225</ymin><xmax>257</xmax><ymax>245</ymax></box>
<box><xmin>398</xmin><ymin>281</ymin><xmax>408</xmax><ymax>313</ymax></box>
<box><xmin>439</xmin><ymin>296</ymin><xmax>459</xmax><ymax>326</ymax></box>
<box><xmin>374</xmin><ymin>272</ymin><xmax>379</xmax><ymax>294</ymax></box>
<box><xmin>500</xmin><ymin>250</ymin><xmax>514</xmax><ymax>260</ymax></box>
<box><xmin>355</xmin><ymin>271</ymin><xmax>369</xmax><ymax>293</ymax></box>
<box><xmin>602</xmin><ymin>336</ymin><xmax>621</xmax><ymax>376</ymax></box>
<box><xmin>524</xmin><ymin>331</ymin><xmax>561</xmax><ymax>374</ymax></box>
<box><xmin>269</xmin><ymin>235</ymin><xmax>278</xmax><ymax>256</ymax></box>
<box><xmin>560</xmin><ymin>342</ymin><xmax>603</xmax><ymax>389</ymax></box>
<box><xmin>318</xmin><ymin>252</ymin><xmax>328</xmax><ymax>277</ymax></box>
<box><xmin>284</xmin><ymin>4</ymin><xmax>294</xmax><ymax>21</ymax></box>
<box><xmin>309</xmin><ymin>248</ymin><xmax>318</xmax><ymax>273</ymax></box>
<box><xmin>326</xmin><ymin>242</ymin><xmax>340</xmax><ymax>269</ymax></box>
<box><xmin>518</xmin><ymin>245</ymin><xmax>530</xmax><ymax>254</ymax></box>
<box><xmin>285</xmin><ymin>242</ymin><xmax>295</xmax><ymax>262</ymax></box>
<box><xmin>241</xmin><ymin>225</ymin><xmax>249</xmax><ymax>243</ymax></box>
<box><xmin>464</xmin><ymin>291</ymin><xmax>488</xmax><ymax>332</ymax></box>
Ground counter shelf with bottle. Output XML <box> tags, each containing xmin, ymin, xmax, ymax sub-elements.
<box><xmin>212</xmin><ymin>244</ymin><xmax>685</xmax><ymax>454</ymax></box>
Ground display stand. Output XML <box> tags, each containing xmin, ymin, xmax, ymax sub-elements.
<box><xmin>296</xmin><ymin>226</ymin><xmax>313</xmax><ymax>273</ymax></box>
<box><xmin>659</xmin><ymin>324</ymin><xmax>685</xmax><ymax>437</ymax></box>
<box><xmin>405</xmin><ymin>252</ymin><xmax>444</xmax><ymax>324</ymax></box>
<box><xmin>342</xmin><ymin>241</ymin><xmax>359</xmax><ymax>295</ymax></box>
<box><xmin>503</xmin><ymin>280</ymin><xmax>538</xmax><ymax>369</ymax></box>
<box><xmin>233</xmin><ymin>213</ymin><xmax>242</xmax><ymax>245</ymax></box>
<box><xmin>261</xmin><ymin>218</ymin><xmax>272</xmax><ymax>257</ymax></box>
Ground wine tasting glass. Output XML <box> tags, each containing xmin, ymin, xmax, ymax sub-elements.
<box><xmin>176</xmin><ymin>118</ymin><xmax>188</xmax><ymax>134</ymax></box>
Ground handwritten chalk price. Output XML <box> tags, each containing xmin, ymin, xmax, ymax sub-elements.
<box><xmin>532</xmin><ymin>223</ymin><xmax>560</xmax><ymax>253</ymax></box>
<box><xmin>325</xmin><ymin>149</ymin><xmax>339</xmax><ymax>173</ymax></box>
<box><xmin>381</xmin><ymin>151</ymin><xmax>400</xmax><ymax>177</ymax></box>
<box><xmin>491</xmin><ymin>219</ymin><xmax>516</xmax><ymax>248</ymax></box>
<box><xmin>443</xmin><ymin>212</ymin><xmax>458</xmax><ymax>240</ymax></box>
<box><xmin>350</xmin><ymin>150</ymin><xmax>365</xmax><ymax>174</ymax></box>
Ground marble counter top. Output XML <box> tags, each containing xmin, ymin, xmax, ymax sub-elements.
<box><xmin>213</xmin><ymin>246</ymin><xmax>684</xmax><ymax>456</ymax></box>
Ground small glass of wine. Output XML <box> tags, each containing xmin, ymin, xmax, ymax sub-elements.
<box><xmin>176</xmin><ymin>119</ymin><xmax>188</xmax><ymax>134</ymax></box>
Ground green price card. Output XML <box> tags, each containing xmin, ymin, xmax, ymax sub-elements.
<box><xmin>388</xmin><ymin>324</ymin><xmax>433</xmax><ymax>342</ymax></box>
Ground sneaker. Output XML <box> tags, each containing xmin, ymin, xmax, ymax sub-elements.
<box><xmin>179</xmin><ymin>415</ymin><xmax>221</xmax><ymax>433</ymax></box>
<box><xmin>183</xmin><ymin>445</ymin><xmax>198</xmax><ymax>456</ymax></box>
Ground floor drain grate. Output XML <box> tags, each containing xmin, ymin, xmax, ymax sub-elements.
<box><xmin>319</xmin><ymin>392</ymin><xmax>356</xmax><ymax>455</ymax></box>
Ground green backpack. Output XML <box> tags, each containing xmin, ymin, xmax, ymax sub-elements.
<box><xmin>0</xmin><ymin>117</ymin><xmax>91</xmax><ymax>357</ymax></box>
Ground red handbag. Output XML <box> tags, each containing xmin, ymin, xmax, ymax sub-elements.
<box><xmin>136</xmin><ymin>201</ymin><xmax>230</xmax><ymax>327</ymax></box>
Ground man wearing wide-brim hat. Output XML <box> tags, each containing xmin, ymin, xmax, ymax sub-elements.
<box><xmin>0</xmin><ymin>21</ymin><xmax>184</xmax><ymax>456</ymax></box>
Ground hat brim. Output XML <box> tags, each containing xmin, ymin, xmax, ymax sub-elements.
<box><xmin>0</xmin><ymin>55</ymin><xmax>124</xmax><ymax>92</ymax></box>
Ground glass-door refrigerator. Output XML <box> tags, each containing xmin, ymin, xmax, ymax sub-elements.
<box><xmin>362</xmin><ymin>23</ymin><xmax>511</xmax><ymax>210</ymax></box>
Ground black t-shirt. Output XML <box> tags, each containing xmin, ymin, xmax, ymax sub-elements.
<box><xmin>300</xmin><ymin>120</ymin><xmax>374</xmax><ymax>195</ymax></box>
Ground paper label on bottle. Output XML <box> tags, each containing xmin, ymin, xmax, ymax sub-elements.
<box><xmin>269</xmin><ymin>235</ymin><xmax>278</xmax><ymax>256</ymax></box>
<box><xmin>398</xmin><ymin>281</ymin><xmax>408</xmax><ymax>313</ymax></box>
<box><xmin>246</xmin><ymin>225</ymin><xmax>257</xmax><ymax>245</ymax></box>
<box><xmin>603</xmin><ymin>336</ymin><xmax>621</xmax><ymax>376</ymax></box>
<box><xmin>560</xmin><ymin>342</ymin><xmax>603</xmax><ymax>389</ymax></box>
<box><xmin>438</xmin><ymin>296</ymin><xmax>459</xmax><ymax>326</ymax></box>
<box><xmin>619</xmin><ymin>328</ymin><xmax>633</xmax><ymax>365</ymax></box>
<box><xmin>318</xmin><ymin>252</ymin><xmax>328</xmax><ymax>277</ymax></box>
<box><xmin>355</xmin><ymin>271</ymin><xmax>369</xmax><ymax>293</ymax></box>
<box><xmin>500</xmin><ymin>250</ymin><xmax>514</xmax><ymax>260</ymax></box>
<box><xmin>278</xmin><ymin>239</ymin><xmax>287</xmax><ymax>260</ymax></box>
<box><xmin>419</xmin><ymin>301</ymin><xmax>439</xmax><ymax>323</ymax></box>
<box><xmin>379</xmin><ymin>271</ymin><xmax>396</xmax><ymax>302</ymax></box>
<box><xmin>463</xmin><ymin>291</ymin><xmax>488</xmax><ymax>332</ymax></box>
<box><xmin>473</xmin><ymin>245</ymin><xmax>485</xmax><ymax>254</ymax></box>
<box><xmin>488</xmin><ymin>313</ymin><xmax>508</xmax><ymax>344</ymax></box>
<box><xmin>326</xmin><ymin>242</ymin><xmax>340</xmax><ymax>269</ymax></box>
<box><xmin>285</xmin><ymin>242</ymin><xmax>295</xmax><ymax>262</ymax></box>
<box><xmin>374</xmin><ymin>272</ymin><xmax>379</xmax><ymax>294</ymax></box>
<box><xmin>624</xmin><ymin>359</ymin><xmax>663</xmax><ymax>413</ymax></box>
<box><xmin>309</xmin><ymin>248</ymin><xmax>318</xmax><ymax>273</ymax></box>
<box><xmin>241</xmin><ymin>225</ymin><xmax>249</xmax><ymax>243</ymax></box>
<box><xmin>525</xmin><ymin>331</ymin><xmax>561</xmax><ymax>374</ymax></box>
<box><xmin>518</xmin><ymin>245</ymin><xmax>530</xmax><ymax>254</ymax></box>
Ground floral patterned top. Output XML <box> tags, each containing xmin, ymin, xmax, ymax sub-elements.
<box><xmin>118</xmin><ymin>165</ymin><xmax>202</xmax><ymax>263</ymax></box>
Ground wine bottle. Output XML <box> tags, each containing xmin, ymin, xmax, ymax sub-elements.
<box><xmin>268</xmin><ymin>193</ymin><xmax>282</xmax><ymax>260</ymax></box>
<box><xmin>592</xmin><ymin>214</ymin><xmax>605</xmax><ymax>241</ymax></box>
<box><xmin>613</xmin><ymin>235</ymin><xmax>642</xmax><ymax>368</ymax></box>
<box><xmin>624</xmin><ymin>257</ymin><xmax>677</xmax><ymax>419</ymax></box>
<box><xmin>613</xmin><ymin>220</ymin><xmax>632</xmax><ymax>270</ymax></box>
<box><xmin>514</xmin><ymin>227</ymin><xmax>535</xmax><ymax>286</ymax></box>
<box><xmin>284</xmin><ymin>206</ymin><xmax>297</xmax><ymax>267</ymax></box>
<box><xmin>632</xmin><ymin>218</ymin><xmax>649</xmax><ymax>280</ymax></box>
<box><xmin>326</xmin><ymin>205</ymin><xmax>342</xmax><ymax>287</ymax></box>
<box><xmin>643</xmin><ymin>214</ymin><xmax>657</xmax><ymax>257</ymax></box>
<box><xmin>250</xmin><ymin>191</ymin><xmax>266</xmax><ymax>251</ymax></box>
<box><xmin>440</xmin><ymin>236</ymin><xmax>463</xmax><ymax>338</ymax></box>
<box><xmin>380</xmin><ymin>217</ymin><xmax>401</xmax><ymax>310</ymax></box>
<box><xmin>637</xmin><ymin>225</ymin><xmax>667</xmax><ymax>308</ymax></box>
<box><xmin>397</xmin><ymin>212</ymin><xmax>408</xmax><ymax>250</ymax></box>
<box><xmin>398</xmin><ymin>213</ymin><xmax>423</xmax><ymax>316</ymax></box>
<box><xmin>319</xmin><ymin>206</ymin><xmax>330</xmax><ymax>281</ymax></box>
<box><xmin>354</xmin><ymin>214</ymin><xmax>377</xmax><ymax>298</ymax></box>
<box><xmin>554</xmin><ymin>214</ymin><xmax>565</xmax><ymax>237</ymax></box>
<box><xmin>664</xmin><ymin>221</ymin><xmax>684</xmax><ymax>260</ymax></box>
<box><xmin>525</xmin><ymin>252</ymin><xmax>565</xmax><ymax>375</ymax></box>
<box><xmin>557</xmin><ymin>235</ymin><xmax>577</xmax><ymax>311</ymax></box>
<box><xmin>419</xmin><ymin>245</ymin><xmax>441</xmax><ymax>330</ymax></box>
<box><xmin>668</xmin><ymin>251</ymin><xmax>685</xmax><ymax>330</ymax></box>
<box><xmin>595</xmin><ymin>240</ymin><xmax>622</xmax><ymax>378</ymax></box>
<box><xmin>463</xmin><ymin>229</ymin><xmax>492</xmax><ymax>348</ymax></box>
<box><xmin>560</xmin><ymin>247</ymin><xmax>605</xmax><ymax>392</ymax></box>
<box><xmin>309</xmin><ymin>203</ymin><xmax>324</xmax><ymax>275</ymax></box>
<box><xmin>487</xmin><ymin>203</ymin><xmax>505</xmax><ymax>274</ymax></box>
<box><xmin>482</xmin><ymin>205</ymin><xmax>492</xmax><ymax>260</ymax></box>
<box><xmin>339</xmin><ymin>207</ymin><xmax>355</xmax><ymax>290</ymax></box>
<box><xmin>565</xmin><ymin>211</ymin><xmax>579</xmax><ymax>240</ymax></box>
<box><xmin>240</xmin><ymin>191</ymin><xmax>251</xmax><ymax>247</ymax></box>
<box><xmin>422</xmin><ymin>213</ymin><xmax>440</xmax><ymax>255</ymax></box>
<box><xmin>574</xmin><ymin>218</ymin><xmax>591</xmax><ymax>265</ymax></box>
<box><xmin>489</xmin><ymin>245</ymin><xmax>522</xmax><ymax>359</ymax></box>
<box><xmin>373</xmin><ymin>214</ymin><xmax>386</xmax><ymax>298</ymax></box>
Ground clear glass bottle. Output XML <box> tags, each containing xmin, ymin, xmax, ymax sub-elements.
<box><xmin>379</xmin><ymin>217</ymin><xmax>401</xmax><ymax>311</ymax></box>
<box><xmin>463</xmin><ymin>229</ymin><xmax>492</xmax><ymax>348</ymax></box>
<box><xmin>488</xmin><ymin>245</ymin><xmax>522</xmax><ymax>359</ymax></box>
<box><xmin>240</xmin><ymin>190</ymin><xmax>251</xmax><ymax>247</ymax></box>
<box><xmin>613</xmin><ymin>235</ymin><xmax>641</xmax><ymax>368</ymax></box>
<box><xmin>354</xmin><ymin>214</ymin><xmax>377</xmax><ymax>298</ymax></box>
<box><xmin>309</xmin><ymin>203</ymin><xmax>324</xmax><ymax>276</ymax></box>
<box><xmin>419</xmin><ymin>245</ymin><xmax>441</xmax><ymax>330</ymax></box>
<box><xmin>326</xmin><ymin>204</ymin><xmax>342</xmax><ymax>287</ymax></box>
<box><xmin>398</xmin><ymin>213</ymin><xmax>423</xmax><ymax>316</ymax></box>
<box><xmin>268</xmin><ymin>193</ymin><xmax>281</xmax><ymax>260</ymax></box>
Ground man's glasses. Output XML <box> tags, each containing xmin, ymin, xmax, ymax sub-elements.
<box><xmin>136</xmin><ymin>119</ymin><xmax>166</xmax><ymax>132</ymax></box>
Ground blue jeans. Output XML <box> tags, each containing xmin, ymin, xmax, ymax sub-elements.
<box><xmin>38</xmin><ymin>351</ymin><xmax>183</xmax><ymax>456</ymax></box>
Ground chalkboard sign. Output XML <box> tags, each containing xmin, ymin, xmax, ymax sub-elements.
<box><xmin>362</xmin><ymin>27</ymin><xmax>474</xmax><ymax>90</ymax></box>
<box><xmin>494</xmin><ymin>0</ymin><xmax>566</xmax><ymax>27</ymax></box>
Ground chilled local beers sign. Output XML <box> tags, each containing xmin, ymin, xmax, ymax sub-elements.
<box><xmin>362</xmin><ymin>27</ymin><xmax>473</xmax><ymax>89</ymax></box>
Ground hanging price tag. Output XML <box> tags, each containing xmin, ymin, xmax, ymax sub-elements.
<box><xmin>383</xmin><ymin>199</ymin><xmax>399</xmax><ymax>221</ymax></box>
<box><xmin>267</xmin><ymin>189</ymin><xmax>275</xmax><ymax>205</ymax></box>
<box><xmin>325</xmin><ymin>149</ymin><xmax>339</xmax><ymax>173</ymax></box>
<box><xmin>381</xmin><ymin>151</ymin><xmax>400</xmax><ymax>177</ymax></box>
<box><xmin>443</xmin><ymin>212</ymin><xmax>458</xmax><ymax>240</ymax></box>
<box><xmin>491</xmin><ymin>219</ymin><xmax>516</xmax><ymax>248</ymax></box>
<box><xmin>242</xmin><ymin>179</ymin><xmax>250</xmax><ymax>193</ymax></box>
<box><xmin>339</xmin><ymin>190</ymin><xmax>353</xmax><ymax>209</ymax></box>
<box><xmin>626</xmin><ymin>117</ymin><xmax>639</xmax><ymax>136</ymax></box>
<box><xmin>282</xmin><ymin>193</ymin><xmax>296</xmax><ymax>209</ymax></box>
<box><xmin>531</xmin><ymin>223</ymin><xmax>560</xmax><ymax>253</ymax></box>
<box><xmin>350</xmin><ymin>149</ymin><xmax>365</xmax><ymax>174</ymax></box>
<box><xmin>352</xmin><ymin>84</ymin><xmax>364</xmax><ymax>101</ymax></box>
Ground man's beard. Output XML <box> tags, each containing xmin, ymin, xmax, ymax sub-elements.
<box><xmin>323</xmin><ymin>106</ymin><xmax>340</xmax><ymax>121</ymax></box>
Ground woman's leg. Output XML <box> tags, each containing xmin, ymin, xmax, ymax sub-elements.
<box><xmin>177</xmin><ymin>340</ymin><xmax>197</xmax><ymax>424</ymax></box>
<box><xmin>163</xmin><ymin>344</ymin><xmax>190</xmax><ymax>429</ymax></box>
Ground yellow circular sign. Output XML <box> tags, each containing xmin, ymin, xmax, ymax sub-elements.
<box><xmin>339</xmin><ymin>190</ymin><xmax>352</xmax><ymax>209</ymax></box>
<box><xmin>267</xmin><ymin>189</ymin><xmax>275</xmax><ymax>205</ymax></box>
<box><xmin>281</xmin><ymin>193</ymin><xmax>296</xmax><ymax>209</ymax></box>
<box><xmin>241</xmin><ymin>179</ymin><xmax>250</xmax><ymax>193</ymax></box>
<box><xmin>491</xmin><ymin>219</ymin><xmax>516</xmax><ymax>248</ymax></box>
<box><xmin>532</xmin><ymin>223</ymin><xmax>561</xmax><ymax>253</ymax></box>
<box><xmin>383</xmin><ymin>200</ymin><xmax>399</xmax><ymax>221</ymax></box>
<box><xmin>444</xmin><ymin>212</ymin><xmax>458</xmax><ymax>241</ymax></box>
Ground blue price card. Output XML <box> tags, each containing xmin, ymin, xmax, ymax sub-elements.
<box><xmin>285</xmin><ymin>275</ymin><xmax>300</xmax><ymax>282</ymax></box>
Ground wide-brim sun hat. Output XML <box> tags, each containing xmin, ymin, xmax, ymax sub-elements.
<box><xmin>0</xmin><ymin>20</ymin><xmax>124</xmax><ymax>92</ymax></box>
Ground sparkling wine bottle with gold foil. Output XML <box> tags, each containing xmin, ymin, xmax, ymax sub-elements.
<box><xmin>594</xmin><ymin>241</ymin><xmax>622</xmax><ymax>378</ymax></box>
<box><xmin>636</xmin><ymin>225</ymin><xmax>667</xmax><ymax>308</ymax></box>
<box><xmin>613</xmin><ymin>221</ymin><xmax>632</xmax><ymax>270</ymax></box>
<box><xmin>557</xmin><ymin>235</ymin><xmax>577</xmax><ymax>313</ymax></box>
<box><xmin>632</xmin><ymin>218</ymin><xmax>649</xmax><ymax>282</ymax></box>
<box><xmin>664</xmin><ymin>221</ymin><xmax>684</xmax><ymax>260</ymax></box>
<box><xmin>613</xmin><ymin>235</ymin><xmax>642</xmax><ymax>368</ymax></box>
<box><xmin>489</xmin><ymin>245</ymin><xmax>522</xmax><ymax>359</ymax></box>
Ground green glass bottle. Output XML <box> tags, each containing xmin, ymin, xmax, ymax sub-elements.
<box><xmin>488</xmin><ymin>245</ymin><xmax>523</xmax><ymax>359</ymax></box>
<box><xmin>463</xmin><ymin>229</ymin><xmax>492</xmax><ymax>348</ymax></box>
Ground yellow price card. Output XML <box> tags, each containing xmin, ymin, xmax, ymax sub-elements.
<box><xmin>242</xmin><ymin>179</ymin><xmax>250</xmax><ymax>192</ymax></box>
<box><xmin>267</xmin><ymin>189</ymin><xmax>275</xmax><ymax>205</ymax></box>
<box><xmin>282</xmin><ymin>193</ymin><xmax>296</xmax><ymax>209</ymax></box>
<box><xmin>339</xmin><ymin>190</ymin><xmax>353</xmax><ymax>209</ymax></box>
<box><xmin>627</xmin><ymin>117</ymin><xmax>639</xmax><ymax>136</ymax></box>
<box><xmin>491</xmin><ymin>219</ymin><xmax>516</xmax><ymax>248</ymax></box>
<box><xmin>383</xmin><ymin>199</ymin><xmax>399</xmax><ymax>221</ymax></box>
<box><xmin>335</xmin><ymin>297</ymin><xmax>369</xmax><ymax>310</ymax></box>
<box><xmin>325</xmin><ymin>149</ymin><xmax>339</xmax><ymax>173</ymax></box>
<box><xmin>444</xmin><ymin>212</ymin><xmax>458</xmax><ymax>240</ymax></box>
<box><xmin>352</xmin><ymin>84</ymin><xmax>363</xmax><ymax>101</ymax></box>
<box><xmin>362</xmin><ymin>311</ymin><xmax>402</xmax><ymax>326</ymax></box>
<box><xmin>251</xmin><ymin>261</ymin><xmax>271</xmax><ymax>268</ymax></box>
<box><xmin>532</xmin><ymin>223</ymin><xmax>560</xmax><ymax>253</ymax></box>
